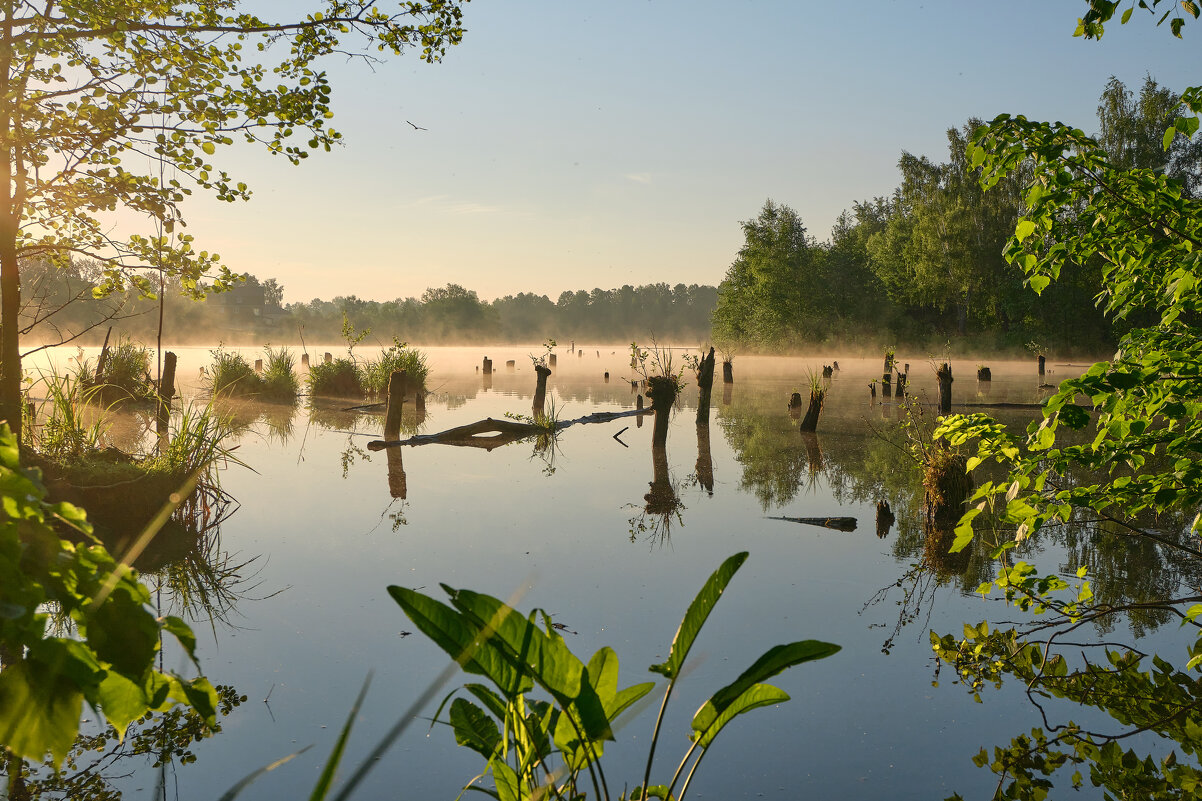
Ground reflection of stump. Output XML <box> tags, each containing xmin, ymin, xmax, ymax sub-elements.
<box><xmin>788</xmin><ymin>392</ymin><xmax>803</xmax><ymax>420</ymax></box>
<box><xmin>799</xmin><ymin>389</ymin><xmax>824</xmax><ymax>433</ymax></box>
<box><xmin>416</xmin><ymin>391</ymin><xmax>426</xmax><ymax>414</ymax></box>
<box><xmin>695</xmin><ymin>423</ymin><xmax>714</xmax><ymax>495</ymax></box>
<box><xmin>549</xmin><ymin>354</ymin><xmax>556</xmax><ymax>367</ymax></box>
<box><xmin>506</xmin><ymin>360</ymin><xmax>516</xmax><ymax>371</ymax></box>
<box><xmin>936</xmin><ymin>363</ymin><xmax>953</xmax><ymax>414</ymax></box>
<box><xmin>636</xmin><ymin>394</ymin><xmax>644</xmax><ymax>428</ymax></box>
<box><xmin>924</xmin><ymin>449</ymin><xmax>970</xmax><ymax>530</ymax></box>
<box><xmin>533</xmin><ymin>365</ymin><xmax>552</xmax><ymax>417</ymax></box>
<box><xmin>387</xmin><ymin>448</ymin><xmax>407</xmax><ymax>499</ymax></box>
<box><xmin>923</xmin><ymin>449</ymin><xmax>971</xmax><ymax>575</ymax></box>
<box><xmin>801</xmin><ymin>432</ymin><xmax>823</xmax><ymax>476</ymax></box>
<box><xmin>695</xmin><ymin>347</ymin><xmax>715</xmax><ymax>425</ymax></box>
<box><xmin>644</xmin><ymin>444</ymin><xmax>679</xmax><ymax>516</ymax></box>
<box><xmin>647</xmin><ymin>376</ymin><xmax>677</xmax><ymax>447</ymax></box>
<box><xmin>875</xmin><ymin>500</ymin><xmax>895</xmax><ymax>539</ymax></box>
<box><xmin>722</xmin><ymin>361</ymin><xmax>733</xmax><ymax>384</ymax></box>
<box><xmin>722</xmin><ymin>383</ymin><xmax>732</xmax><ymax>406</ymax></box>
<box><xmin>384</xmin><ymin>370</ymin><xmax>408</xmax><ymax>440</ymax></box>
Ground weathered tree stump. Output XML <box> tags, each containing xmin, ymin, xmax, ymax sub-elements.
<box><xmin>799</xmin><ymin>388</ymin><xmax>824</xmax><ymax>433</ymax></box>
<box><xmin>384</xmin><ymin>370</ymin><xmax>408</xmax><ymax>440</ymax></box>
<box><xmin>255</xmin><ymin>358</ymin><xmax>263</xmax><ymax>372</ymax></box>
<box><xmin>1038</xmin><ymin>355</ymin><xmax>1046</xmax><ymax>378</ymax></box>
<box><xmin>533</xmin><ymin>364</ymin><xmax>552</xmax><ymax>417</ymax></box>
<box><xmin>936</xmin><ymin>362</ymin><xmax>953</xmax><ymax>414</ymax></box>
<box><xmin>789</xmin><ymin>391</ymin><xmax>803</xmax><ymax>409</ymax></box>
<box><xmin>324</xmin><ymin>352</ymin><xmax>333</xmax><ymax>364</ymax></box>
<box><xmin>882</xmin><ymin>373</ymin><xmax>892</xmax><ymax>398</ymax></box>
<box><xmin>482</xmin><ymin>357</ymin><xmax>492</xmax><ymax>375</ymax></box>
<box><xmin>822</xmin><ymin>365</ymin><xmax>833</xmax><ymax>378</ymax></box>
<box><xmin>156</xmin><ymin>351</ymin><xmax>177</xmax><ymax>439</ymax></box>
<box><xmin>895</xmin><ymin>371</ymin><xmax>907</xmax><ymax>399</ymax></box>
<box><xmin>505</xmin><ymin>360</ymin><xmax>516</xmax><ymax>371</ymax></box>
<box><xmin>604</xmin><ymin>371</ymin><xmax>610</xmax><ymax>382</ymax></box>
<box><xmin>95</xmin><ymin>327</ymin><xmax>113</xmax><ymax>381</ymax></box>
<box><xmin>301</xmin><ymin>353</ymin><xmax>310</xmax><ymax>367</ymax></box>
<box><xmin>695</xmin><ymin>347</ymin><xmax>715</xmax><ymax>426</ymax></box>
<box><xmin>722</xmin><ymin>361</ymin><xmax>733</xmax><ymax>383</ymax></box>
<box><xmin>977</xmin><ymin>366</ymin><xmax>991</xmax><ymax>381</ymax></box>
<box><xmin>647</xmin><ymin>376</ymin><xmax>677</xmax><ymax>447</ymax></box>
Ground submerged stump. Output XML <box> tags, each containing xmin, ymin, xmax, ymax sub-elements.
<box><xmin>875</xmin><ymin>500</ymin><xmax>895</xmax><ymax>539</ymax></box>
<box><xmin>799</xmin><ymin>388</ymin><xmax>824</xmax><ymax>433</ymax></box>
<box><xmin>384</xmin><ymin>370</ymin><xmax>408</xmax><ymax>440</ymax></box>
<box><xmin>647</xmin><ymin>376</ymin><xmax>678</xmax><ymax>447</ymax></box>
<box><xmin>722</xmin><ymin>361</ymin><xmax>733</xmax><ymax>384</ymax></box>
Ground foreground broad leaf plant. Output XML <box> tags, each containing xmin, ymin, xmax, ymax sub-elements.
<box><xmin>389</xmin><ymin>552</ymin><xmax>839</xmax><ymax>801</ymax></box>
<box><xmin>0</xmin><ymin>423</ymin><xmax>218</xmax><ymax>767</ymax></box>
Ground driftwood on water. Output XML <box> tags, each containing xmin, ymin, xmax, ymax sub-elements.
<box><xmin>366</xmin><ymin>408</ymin><xmax>652</xmax><ymax>451</ymax></box>
<box><xmin>766</xmin><ymin>515</ymin><xmax>858</xmax><ymax>532</ymax></box>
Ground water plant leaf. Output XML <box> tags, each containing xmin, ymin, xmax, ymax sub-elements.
<box><xmin>689</xmin><ymin>684</ymin><xmax>791</xmax><ymax>749</ymax></box>
<box><xmin>703</xmin><ymin>640</ymin><xmax>841</xmax><ymax>715</ymax></box>
<box><xmin>650</xmin><ymin>551</ymin><xmax>748</xmax><ymax>679</ymax></box>
<box><xmin>0</xmin><ymin>662</ymin><xmax>83</xmax><ymax>765</ymax></box>
<box><xmin>309</xmin><ymin>676</ymin><xmax>371</xmax><ymax>801</ymax></box>
<box><xmin>449</xmin><ymin>697</ymin><xmax>502</xmax><ymax>759</ymax></box>
<box><xmin>491</xmin><ymin>760</ymin><xmax>521</xmax><ymax>801</ymax></box>
<box><xmin>216</xmin><ymin>746</ymin><xmax>312</xmax><ymax>801</ymax></box>
<box><xmin>463</xmin><ymin>683</ymin><xmax>509</xmax><ymax>721</ymax></box>
<box><xmin>387</xmin><ymin>585</ymin><xmax>532</xmax><ymax>698</ymax></box>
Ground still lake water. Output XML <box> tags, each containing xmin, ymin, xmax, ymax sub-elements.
<box><xmin>24</xmin><ymin>346</ymin><xmax>1142</xmax><ymax>799</ymax></box>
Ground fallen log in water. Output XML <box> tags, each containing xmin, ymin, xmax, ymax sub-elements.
<box><xmin>766</xmin><ymin>515</ymin><xmax>858</xmax><ymax>532</ymax></box>
<box><xmin>366</xmin><ymin>407</ymin><xmax>652</xmax><ymax>451</ymax></box>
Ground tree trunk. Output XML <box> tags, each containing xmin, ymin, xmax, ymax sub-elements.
<box><xmin>695</xmin><ymin>347</ymin><xmax>715</xmax><ymax>425</ymax></box>
<box><xmin>532</xmin><ymin>364</ymin><xmax>551</xmax><ymax>417</ymax></box>
<box><xmin>937</xmin><ymin>362</ymin><xmax>953</xmax><ymax>413</ymax></box>
<box><xmin>0</xmin><ymin>213</ymin><xmax>20</xmax><ymax>443</ymax></box>
<box><xmin>384</xmin><ymin>370</ymin><xmax>407</xmax><ymax>440</ymax></box>
<box><xmin>156</xmin><ymin>351</ymin><xmax>177</xmax><ymax>440</ymax></box>
<box><xmin>647</xmin><ymin>376</ymin><xmax>677</xmax><ymax>447</ymax></box>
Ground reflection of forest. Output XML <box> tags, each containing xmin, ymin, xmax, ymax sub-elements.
<box><xmin>714</xmin><ymin>384</ymin><xmax>1201</xmax><ymax>634</ymax></box>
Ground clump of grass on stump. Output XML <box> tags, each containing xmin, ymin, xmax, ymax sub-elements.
<box><xmin>361</xmin><ymin>340</ymin><xmax>429</xmax><ymax>397</ymax></box>
<box><xmin>89</xmin><ymin>336</ymin><xmax>155</xmax><ymax>403</ymax></box>
<box><xmin>308</xmin><ymin>357</ymin><xmax>363</xmax><ymax>397</ymax></box>
<box><xmin>208</xmin><ymin>347</ymin><xmax>260</xmax><ymax>396</ymax></box>
<box><xmin>260</xmin><ymin>346</ymin><xmax>300</xmax><ymax>400</ymax></box>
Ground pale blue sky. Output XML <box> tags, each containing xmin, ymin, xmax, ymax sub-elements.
<box><xmin>181</xmin><ymin>1</ymin><xmax>1199</xmax><ymax>305</ymax></box>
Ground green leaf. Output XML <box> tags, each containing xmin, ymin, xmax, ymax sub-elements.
<box><xmin>448</xmin><ymin>698</ymin><xmax>501</xmax><ymax>759</ymax></box>
<box><xmin>650</xmin><ymin>551</ymin><xmax>748</xmax><ymax>678</ymax></box>
<box><xmin>703</xmin><ymin>640</ymin><xmax>840</xmax><ymax>716</ymax></box>
<box><xmin>202</xmin><ymin>141</ymin><xmax>215</xmax><ymax>155</ymax></box>
<box><xmin>0</xmin><ymin>662</ymin><xmax>84</xmax><ymax>766</ymax></box>
<box><xmin>308</xmin><ymin>676</ymin><xmax>371</xmax><ymax>801</ymax></box>
<box><xmin>690</xmin><ymin>684</ymin><xmax>790</xmax><ymax>749</ymax></box>
<box><xmin>1015</xmin><ymin>219</ymin><xmax>1037</xmax><ymax>241</ymax></box>
<box><xmin>387</xmin><ymin>586</ymin><xmax>531</xmax><ymax>698</ymax></box>
<box><xmin>96</xmin><ymin>670</ymin><xmax>148</xmax><ymax>738</ymax></box>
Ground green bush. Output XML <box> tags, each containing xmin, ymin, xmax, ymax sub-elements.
<box><xmin>361</xmin><ymin>339</ymin><xmax>429</xmax><ymax>396</ymax></box>
<box><xmin>308</xmin><ymin>356</ymin><xmax>363</xmax><ymax>397</ymax></box>
<box><xmin>208</xmin><ymin>347</ymin><xmax>259</xmax><ymax>396</ymax></box>
<box><xmin>89</xmin><ymin>336</ymin><xmax>154</xmax><ymax>402</ymax></box>
<box><xmin>260</xmin><ymin>345</ymin><xmax>300</xmax><ymax>400</ymax></box>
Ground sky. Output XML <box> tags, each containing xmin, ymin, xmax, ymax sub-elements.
<box><xmin>175</xmin><ymin>0</ymin><xmax>1200</xmax><ymax>306</ymax></box>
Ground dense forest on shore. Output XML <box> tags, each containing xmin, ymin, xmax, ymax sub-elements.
<box><xmin>18</xmin><ymin>75</ymin><xmax>1198</xmax><ymax>356</ymax></box>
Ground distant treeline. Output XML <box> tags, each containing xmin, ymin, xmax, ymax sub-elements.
<box><xmin>18</xmin><ymin>264</ymin><xmax>720</xmax><ymax>347</ymax></box>
<box><xmin>19</xmin><ymin>75</ymin><xmax>1196</xmax><ymax>357</ymax></box>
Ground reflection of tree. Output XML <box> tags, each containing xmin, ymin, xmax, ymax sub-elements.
<box><xmin>715</xmin><ymin>392</ymin><xmax>808</xmax><ymax>510</ymax></box>
<box><xmin>2</xmin><ymin>685</ymin><xmax>244</xmax><ymax>800</ymax></box>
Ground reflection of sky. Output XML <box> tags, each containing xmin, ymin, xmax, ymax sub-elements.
<box><xmin>47</xmin><ymin>348</ymin><xmax>1144</xmax><ymax>799</ymax></box>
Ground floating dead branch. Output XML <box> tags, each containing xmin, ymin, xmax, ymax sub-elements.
<box><xmin>766</xmin><ymin>515</ymin><xmax>858</xmax><ymax>532</ymax></box>
<box><xmin>366</xmin><ymin>407</ymin><xmax>653</xmax><ymax>451</ymax></box>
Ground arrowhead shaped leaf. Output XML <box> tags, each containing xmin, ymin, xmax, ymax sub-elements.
<box><xmin>650</xmin><ymin>551</ymin><xmax>748</xmax><ymax>679</ymax></box>
<box><xmin>690</xmin><ymin>684</ymin><xmax>791</xmax><ymax>749</ymax></box>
